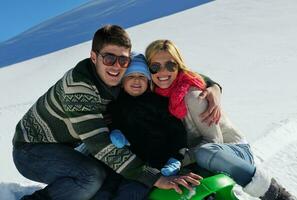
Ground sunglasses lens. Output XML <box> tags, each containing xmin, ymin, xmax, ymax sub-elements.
<box><xmin>100</xmin><ymin>53</ymin><xmax>130</xmax><ymax>68</ymax></box>
<box><xmin>149</xmin><ymin>63</ymin><xmax>161</xmax><ymax>74</ymax></box>
<box><xmin>149</xmin><ymin>61</ymin><xmax>177</xmax><ymax>74</ymax></box>
<box><xmin>103</xmin><ymin>54</ymin><xmax>117</xmax><ymax>66</ymax></box>
<box><xmin>165</xmin><ymin>61</ymin><xmax>178</xmax><ymax>72</ymax></box>
<box><xmin>118</xmin><ymin>56</ymin><xmax>130</xmax><ymax>68</ymax></box>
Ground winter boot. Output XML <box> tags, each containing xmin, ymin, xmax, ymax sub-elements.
<box><xmin>260</xmin><ymin>178</ymin><xmax>296</xmax><ymax>200</ymax></box>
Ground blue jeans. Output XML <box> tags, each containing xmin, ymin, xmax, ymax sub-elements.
<box><xmin>195</xmin><ymin>143</ymin><xmax>256</xmax><ymax>186</ymax></box>
<box><xmin>13</xmin><ymin>143</ymin><xmax>149</xmax><ymax>200</ymax></box>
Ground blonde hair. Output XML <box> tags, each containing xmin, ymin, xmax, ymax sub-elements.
<box><xmin>145</xmin><ymin>39</ymin><xmax>205</xmax><ymax>84</ymax></box>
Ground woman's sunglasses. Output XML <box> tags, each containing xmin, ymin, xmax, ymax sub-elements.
<box><xmin>149</xmin><ymin>61</ymin><xmax>178</xmax><ymax>74</ymax></box>
<box><xmin>97</xmin><ymin>52</ymin><xmax>131</xmax><ymax>68</ymax></box>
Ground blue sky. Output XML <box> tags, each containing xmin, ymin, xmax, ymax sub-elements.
<box><xmin>0</xmin><ymin>0</ymin><xmax>212</xmax><ymax>68</ymax></box>
<box><xmin>0</xmin><ymin>0</ymin><xmax>89</xmax><ymax>43</ymax></box>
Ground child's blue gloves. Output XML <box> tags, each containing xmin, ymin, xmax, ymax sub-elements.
<box><xmin>161</xmin><ymin>157</ymin><xmax>181</xmax><ymax>176</ymax></box>
<box><xmin>110</xmin><ymin>129</ymin><xmax>130</xmax><ymax>148</ymax></box>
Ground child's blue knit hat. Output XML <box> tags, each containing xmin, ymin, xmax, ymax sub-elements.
<box><xmin>124</xmin><ymin>52</ymin><xmax>151</xmax><ymax>80</ymax></box>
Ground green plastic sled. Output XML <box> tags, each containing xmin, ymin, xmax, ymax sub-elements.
<box><xmin>148</xmin><ymin>174</ymin><xmax>238</xmax><ymax>200</ymax></box>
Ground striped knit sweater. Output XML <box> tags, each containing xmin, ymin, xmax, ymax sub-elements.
<box><xmin>13</xmin><ymin>58</ymin><xmax>160</xmax><ymax>187</ymax></box>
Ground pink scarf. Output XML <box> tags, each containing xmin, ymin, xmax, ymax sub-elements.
<box><xmin>155</xmin><ymin>72</ymin><xmax>205</xmax><ymax>119</ymax></box>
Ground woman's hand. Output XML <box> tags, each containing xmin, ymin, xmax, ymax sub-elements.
<box><xmin>154</xmin><ymin>172</ymin><xmax>202</xmax><ymax>194</ymax></box>
<box><xmin>199</xmin><ymin>84</ymin><xmax>222</xmax><ymax>126</ymax></box>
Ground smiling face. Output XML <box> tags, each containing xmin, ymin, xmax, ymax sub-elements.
<box><xmin>150</xmin><ymin>51</ymin><xmax>178</xmax><ymax>89</ymax></box>
<box><xmin>123</xmin><ymin>73</ymin><xmax>148</xmax><ymax>96</ymax></box>
<box><xmin>91</xmin><ymin>44</ymin><xmax>130</xmax><ymax>87</ymax></box>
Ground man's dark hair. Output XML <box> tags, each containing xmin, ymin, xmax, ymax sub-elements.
<box><xmin>92</xmin><ymin>25</ymin><xmax>132</xmax><ymax>53</ymax></box>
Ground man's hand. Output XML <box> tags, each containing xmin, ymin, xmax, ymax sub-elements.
<box><xmin>154</xmin><ymin>172</ymin><xmax>202</xmax><ymax>194</ymax></box>
<box><xmin>199</xmin><ymin>84</ymin><xmax>222</xmax><ymax>126</ymax></box>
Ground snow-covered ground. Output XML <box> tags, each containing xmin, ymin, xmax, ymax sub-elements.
<box><xmin>1</xmin><ymin>0</ymin><xmax>297</xmax><ymax>199</ymax></box>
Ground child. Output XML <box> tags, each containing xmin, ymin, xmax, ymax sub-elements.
<box><xmin>108</xmin><ymin>53</ymin><xmax>188</xmax><ymax>176</ymax></box>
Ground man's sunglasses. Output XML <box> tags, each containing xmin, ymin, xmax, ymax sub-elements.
<box><xmin>97</xmin><ymin>51</ymin><xmax>131</xmax><ymax>68</ymax></box>
<box><xmin>149</xmin><ymin>61</ymin><xmax>178</xmax><ymax>74</ymax></box>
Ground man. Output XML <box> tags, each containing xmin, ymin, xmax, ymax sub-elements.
<box><xmin>13</xmin><ymin>25</ymin><xmax>222</xmax><ymax>200</ymax></box>
<box><xmin>13</xmin><ymin>25</ymin><xmax>151</xmax><ymax>200</ymax></box>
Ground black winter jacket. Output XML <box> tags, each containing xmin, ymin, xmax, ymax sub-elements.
<box><xmin>108</xmin><ymin>90</ymin><xmax>187</xmax><ymax>169</ymax></box>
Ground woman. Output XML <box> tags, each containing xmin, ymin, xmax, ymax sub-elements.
<box><xmin>145</xmin><ymin>39</ymin><xmax>295</xmax><ymax>200</ymax></box>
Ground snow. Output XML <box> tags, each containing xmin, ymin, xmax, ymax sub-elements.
<box><xmin>1</xmin><ymin>0</ymin><xmax>297</xmax><ymax>199</ymax></box>
<box><xmin>0</xmin><ymin>183</ymin><xmax>42</xmax><ymax>200</ymax></box>
<box><xmin>0</xmin><ymin>0</ymin><xmax>212</xmax><ymax>68</ymax></box>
